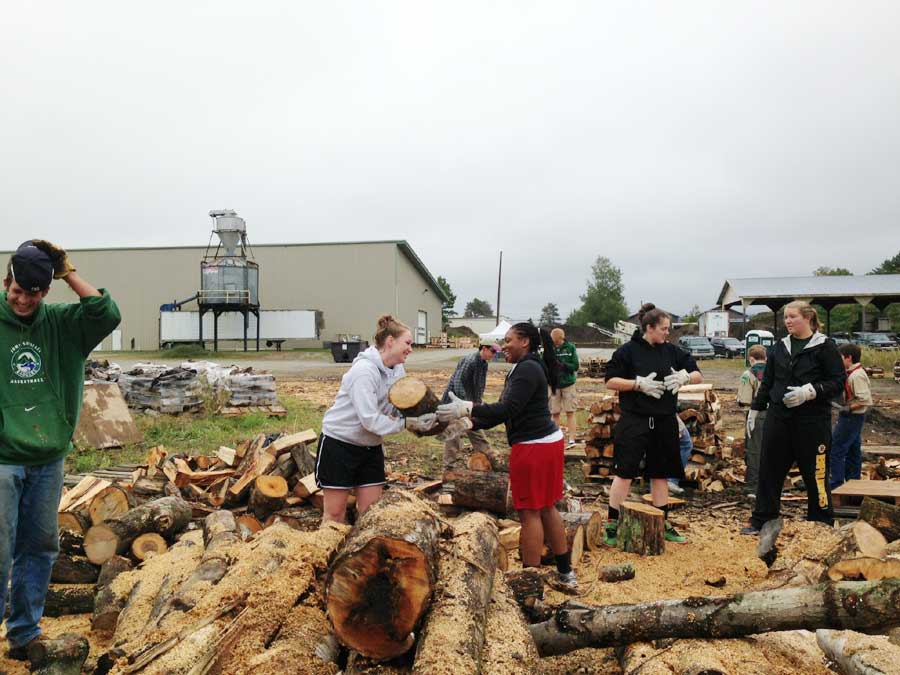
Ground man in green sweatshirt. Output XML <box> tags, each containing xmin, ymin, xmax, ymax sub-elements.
<box><xmin>1</xmin><ymin>241</ymin><xmax>120</xmax><ymax>660</ymax></box>
<box><xmin>550</xmin><ymin>328</ymin><xmax>580</xmax><ymax>447</ymax></box>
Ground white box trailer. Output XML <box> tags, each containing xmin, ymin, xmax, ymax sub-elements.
<box><xmin>699</xmin><ymin>310</ymin><xmax>730</xmax><ymax>338</ymax></box>
<box><xmin>160</xmin><ymin>310</ymin><xmax>319</xmax><ymax>348</ymax></box>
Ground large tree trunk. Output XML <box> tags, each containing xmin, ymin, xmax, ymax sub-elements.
<box><xmin>27</xmin><ymin>633</ymin><xmax>90</xmax><ymax>675</ymax></box>
<box><xmin>860</xmin><ymin>497</ymin><xmax>900</xmax><ymax>543</ymax></box>
<box><xmin>443</xmin><ymin>469</ymin><xmax>511</xmax><ymax>516</ymax></box>
<box><xmin>481</xmin><ymin>572</ymin><xmax>540</xmax><ymax>674</ymax></box>
<box><xmin>91</xmin><ymin>555</ymin><xmax>134</xmax><ymax>631</ymax></box>
<box><xmin>530</xmin><ymin>579</ymin><xmax>900</xmax><ymax>657</ymax></box>
<box><xmin>43</xmin><ymin>584</ymin><xmax>95</xmax><ymax>617</ymax></box>
<box><xmin>412</xmin><ymin>512</ymin><xmax>499</xmax><ymax>674</ymax></box>
<box><xmin>617</xmin><ymin>502</ymin><xmax>665</xmax><ymax>556</ymax></box>
<box><xmin>50</xmin><ymin>554</ymin><xmax>99</xmax><ymax>584</ymax></box>
<box><xmin>816</xmin><ymin>629</ymin><xmax>900</xmax><ymax>675</ymax></box>
<box><xmin>83</xmin><ymin>495</ymin><xmax>192</xmax><ymax>564</ymax></box>
<box><xmin>326</xmin><ymin>490</ymin><xmax>444</xmax><ymax>661</ymax></box>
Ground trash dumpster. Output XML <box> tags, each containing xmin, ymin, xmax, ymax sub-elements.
<box><xmin>330</xmin><ymin>341</ymin><xmax>364</xmax><ymax>363</ymax></box>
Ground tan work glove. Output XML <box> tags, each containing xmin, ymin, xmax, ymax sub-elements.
<box><xmin>31</xmin><ymin>239</ymin><xmax>76</xmax><ymax>279</ymax></box>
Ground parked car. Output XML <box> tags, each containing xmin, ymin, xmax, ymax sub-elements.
<box><xmin>710</xmin><ymin>337</ymin><xmax>745</xmax><ymax>358</ymax></box>
<box><xmin>677</xmin><ymin>336</ymin><xmax>715</xmax><ymax>359</ymax></box>
<box><xmin>852</xmin><ymin>332</ymin><xmax>898</xmax><ymax>350</ymax></box>
<box><xmin>830</xmin><ymin>336</ymin><xmax>851</xmax><ymax>347</ymax></box>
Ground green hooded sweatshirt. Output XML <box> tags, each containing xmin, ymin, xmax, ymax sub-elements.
<box><xmin>555</xmin><ymin>340</ymin><xmax>579</xmax><ymax>389</ymax></box>
<box><xmin>0</xmin><ymin>289</ymin><xmax>121</xmax><ymax>465</ymax></box>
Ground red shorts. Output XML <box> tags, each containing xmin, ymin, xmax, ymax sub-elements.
<box><xmin>508</xmin><ymin>438</ymin><xmax>565</xmax><ymax>510</ymax></box>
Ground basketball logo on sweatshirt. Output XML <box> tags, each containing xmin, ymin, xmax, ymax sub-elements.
<box><xmin>10</xmin><ymin>342</ymin><xmax>43</xmax><ymax>380</ymax></box>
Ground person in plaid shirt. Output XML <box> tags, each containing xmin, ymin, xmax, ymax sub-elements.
<box><xmin>441</xmin><ymin>343</ymin><xmax>500</xmax><ymax>465</ymax></box>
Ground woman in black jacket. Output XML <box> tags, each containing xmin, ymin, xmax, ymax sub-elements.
<box><xmin>742</xmin><ymin>300</ymin><xmax>845</xmax><ymax>535</ymax></box>
<box><xmin>437</xmin><ymin>323</ymin><xmax>576</xmax><ymax>588</ymax></box>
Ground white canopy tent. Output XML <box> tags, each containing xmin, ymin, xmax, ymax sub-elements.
<box><xmin>478</xmin><ymin>320</ymin><xmax>511</xmax><ymax>343</ymax></box>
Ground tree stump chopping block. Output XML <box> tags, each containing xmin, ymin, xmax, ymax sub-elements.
<box><xmin>27</xmin><ymin>633</ymin><xmax>90</xmax><ymax>675</ymax></box>
<box><xmin>83</xmin><ymin>496</ymin><xmax>192</xmax><ymax>565</ymax></box>
<box><xmin>388</xmin><ymin>376</ymin><xmax>448</xmax><ymax>435</ymax></box>
<box><xmin>617</xmin><ymin>502</ymin><xmax>665</xmax><ymax>556</ymax></box>
<box><xmin>413</xmin><ymin>512</ymin><xmax>500</xmax><ymax>674</ymax></box>
<box><xmin>326</xmin><ymin>490</ymin><xmax>444</xmax><ymax>661</ymax></box>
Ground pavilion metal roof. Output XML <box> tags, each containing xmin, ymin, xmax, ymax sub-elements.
<box><xmin>716</xmin><ymin>275</ymin><xmax>900</xmax><ymax>310</ymax></box>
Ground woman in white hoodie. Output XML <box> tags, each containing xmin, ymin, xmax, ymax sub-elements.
<box><xmin>317</xmin><ymin>315</ymin><xmax>435</xmax><ymax>523</ymax></box>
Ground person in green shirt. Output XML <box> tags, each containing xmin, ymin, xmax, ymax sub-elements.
<box><xmin>1</xmin><ymin>240</ymin><xmax>120</xmax><ymax>661</ymax></box>
<box><xmin>550</xmin><ymin>328</ymin><xmax>580</xmax><ymax>447</ymax></box>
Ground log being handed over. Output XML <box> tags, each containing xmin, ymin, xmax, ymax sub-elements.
<box><xmin>530</xmin><ymin>578</ymin><xmax>900</xmax><ymax>657</ymax></box>
<box><xmin>388</xmin><ymin>376</ymin><xmax>447</xmax><ymax>435</ymax></box>
<box><xmin>326</xmin><ymin>490</ymin><xmax>444</xmax><ymax>661</ymax></box>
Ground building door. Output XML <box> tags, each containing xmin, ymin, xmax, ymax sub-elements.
<box><xmin>111</xmin><ymin>330</ymin><xmax>123</xmax><ymax>351</ymax></box>
<box><xmin>417</xmin><ymin>311</ymin><xmax>427</xmax><ymax>345</ymax></box>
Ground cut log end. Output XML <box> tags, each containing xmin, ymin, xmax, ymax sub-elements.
<box><xmin>83</xmin><ymin>523</ymin><xmax>118</xmax><ymax>565</ymax></box>
<box><xmin>88</xmin><ymin>485</ymin><xmax>134</xmax><ymax>526</ymax></box>
<box><xmin>617</xmin><ymin>502</ymin><xmax>665</xmax><ymax>557</ymax></box>
<box><xmin>467</xmin><ymin>452</ymin><xmax>493</xmax><ymax>472</ymax></box>
<box><xmin>132</xmin><ymin>533</ymin><xmax>168</xmax><ymax>560</ymax></box>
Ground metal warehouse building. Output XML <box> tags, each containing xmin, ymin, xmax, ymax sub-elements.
<box><xmin>3</xmin><ymin>240</ymin><xmax>446</xmax><ymax>352</ymax></box>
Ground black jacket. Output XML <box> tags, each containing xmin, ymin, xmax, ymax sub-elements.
<box><xmin>752</xmin><ymin>332</ymin><xmax>845</xmax><ymax>419</ymax></box>
<box><xmin>472</xmin><ymin>353</ymin><xmax>557</xmax><ymax>445</ymax></box>
<box><xmin>604</xmin><ymin>331</ymin><xmax>699</xmax><ymax>417</ymax></box>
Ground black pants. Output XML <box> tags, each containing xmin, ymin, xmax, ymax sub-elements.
<box><xmin>750</xmin><ymin>413</ymin><xmax>833</xmax><ymax>529</ymax></box>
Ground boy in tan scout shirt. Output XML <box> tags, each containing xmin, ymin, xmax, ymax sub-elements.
<box><xmin>738</xmin><ymin>345</ymin><xmax>767</xmax><ymax>495</ymax></box>
<box><xmin>829</xmin><ymin>342</ymin><xmax>873</xmax><ymax>488</ymax></box>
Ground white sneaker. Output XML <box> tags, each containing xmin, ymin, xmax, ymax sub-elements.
<box><xmin>556</xmin><ymin>570</ymin><xmax>578</xmax><ymax>590</ymax></box>
<box><xmin>566</xmin><ymin>439</ymin><xmax>578</xmax><ymax>449</ymax></box>
<box><xmin>668</xmin><ymin>481</ymin><xmax>684</xmax><ymax>495</ymax></box>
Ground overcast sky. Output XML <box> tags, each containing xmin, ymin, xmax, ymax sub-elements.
<box><xmin>2</xmin><ymin>2</ymin><xmax>899</xmax><ymax>320</ymax></box>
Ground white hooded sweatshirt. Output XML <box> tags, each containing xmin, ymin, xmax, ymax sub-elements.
<box><xmin>321</xmin><ymin>345</ymin><xmax>406</xmax><ymax>447</ymax></box>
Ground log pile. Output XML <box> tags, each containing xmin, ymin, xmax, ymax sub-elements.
<box><xmin>894</xmin><ymin>359</ymin><xmax>900</xmax><ymax>383</ymax></box>
<box><xmin>581</xmin><ymin>395</ymin><xmax>620</xmax><ymax>481</ymax></box>
<box><xmin>578</xmin><ymin>357</ymin><xmax>608</xmax><ymax>379</ymax></box>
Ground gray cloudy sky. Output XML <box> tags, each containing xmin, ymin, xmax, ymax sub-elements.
<box><xmin>2</xmin><ymin>2</ymin><xmax>899</xmax><ymax>320</ymax></box>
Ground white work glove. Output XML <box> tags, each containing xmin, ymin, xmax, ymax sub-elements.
<box><xmin>405</xmin><ymin>413</ymin><xmax>438</xmax><ymax>435</ymax></box>
<box><xmin>436</xmin><ymin>392</ymin><xmax>474</xmax><ymax>423</ymax></box>
<box><xmin>634</xmin><ymin>372</ymin><xmax>665</xmax><ymax>399</ymax></box>
<box><xmin>436</xmin><ymin>418</ymin><xmax>474</xmax><ymax>442</ymax></box>
<box><xmin>783</xmin><ymin>383</ymin><xmax>817</xmax><ymax>409</ymax></box>
<box><xmin>663</xmin><ymin>368</ymin><xmax>691</xmax><ymax>394</ymax></box>
<box><xmin>746</xmin><ymin>409</ymin><xmax>758</xmax><ymax>435</ymax></box>
<box><xmin>831</xmin><ymin>401</ymin><xmax>850</xmax><ymax>414</ymax></box>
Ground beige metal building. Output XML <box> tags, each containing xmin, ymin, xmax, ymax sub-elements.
<box><xmin>2</xmin><ymin>241</ymin><xmax>445</xmax><ymax>351</ymax></box>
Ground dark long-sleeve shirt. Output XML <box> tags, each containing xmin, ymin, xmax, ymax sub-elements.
<box><xmin>441</xmin><ymin>352</ymin><xmax>487</xmax><ymax>404</ymax></box>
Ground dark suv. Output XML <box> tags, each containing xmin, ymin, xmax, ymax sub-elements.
<box><xmin>677</xmin><ymin>336</ymin><xmax>715</xmax><ymax>359</ymax></box>
<box><xmin>710</xmin><ymin>337</ymin><xmax>745</xmax><ymax>358</ymax></box>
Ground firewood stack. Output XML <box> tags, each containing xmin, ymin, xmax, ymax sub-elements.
<box><xmin>581</xmin><ymin>395</ymin><xmax>619</xmax><ymax>481</ymax></box>
<box><xmin>894</xmin><ymin>359</ymin><xmax>900</xmax><ymax>383</ymax></box>
<box><xmin>578</xmin><ymin>357</ymin><xmax>608</xmax><ymax>379</ymax></box>
<box><xmin>678</xmin><ymin>385</ymin><xmax>723</xmax><ymax>489</ymax></box>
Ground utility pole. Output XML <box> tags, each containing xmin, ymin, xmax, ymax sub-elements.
<box><xmin>496</xmin><ymin>251</ymin><xmax>503</xmax><ymax>327</ymax></box>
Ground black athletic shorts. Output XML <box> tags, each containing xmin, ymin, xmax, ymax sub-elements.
<box><xmin>613</xmin><ymin>412</ymin><xmax>684</xmax><ymax>480</ymax></box>
<box><xmin>315</xmin><ymin>434</ymin><xmax>387</xmax><ymax>489</ymax></box>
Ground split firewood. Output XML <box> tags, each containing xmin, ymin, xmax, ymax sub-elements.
<box><xmin>131</xmin><ymin>533</ymin><xmax>168</xmax><ymax>560</ymax></box>
<box><xmin>827</xmin><ymin>556</ymin><xmax>900</xmax><ymax>581</ymax></box>
<box><xmin>236</xmin><ymin>514</ymin><xmax>263</xmax><ymax>539</ymax></box>
<box><xmin>216</xmin><ymin>446</ymin><xmax>237</xmax><ymax>467</ymax></box>
<box><xmin>265</xmin><ymin>428</ymin><xmax>318</xmax><ymax>456</ymax></box>
<box><xmin>27</xmin><ymin>632</ymin><xmax>90</xmax><ymax>675</ymax></box>
<box><xmin>50</xmin><ymin>554</ymin><xmax>99</xmax><ymax>584</ymax></box>
<box><xmin>412</xmin><ymin>512</ymin><xmax>499</xmax><ymax>674</ymax></box>
<box><xmin>822</xmin><ymin>521</ymin><xmax>888</xmax><ymax>574</ymax></box>
<box><xmin>481</xmin><ymin>572</ymin><xmax>540</xmax><ymax>674</ymax></box>
<box><xmin>227</xmin><ymin>447</ymin><xmax>276</xmax><ymax>501</ymax></box>
<box><xmin>83</xmin><ymin>495</ymin><xmax>192</xmax><ymax>565</ymax></box>
<box><xmin>249</xmin><ymin>475</ymin><xmax>289</xmax><ymax>519</ymax></box>
<box><xmin>860</xmin><ymin>497</ymin><xmax>900</xmax><ymax>543</ymax></box>
<box><xmin>326</xmin><ymin>490</ymin><xmax>444</xmax><ymax>661</ymax></box>
<box><xmin>442</xmin><ymin>469</ymin><xmax>511</xmax><ymax>516</ymax></box>
<box><xmin>92</xmin><ymin>555</ymin><xmax>134</xmax><ymax>631</ymax></box>
<box><xmin>88</xmin><ymin>485</ymin><xmax>136</xmax><ymax>525</ymax></box>
<box><xmin>43</xmin><ymin>584</ymin><xmax>95</xmax><ymax>617</ymax></box>
<box><xmin>816</xmin><ymin>629</ymin><xmax>900</xmax><ymax>675</ymax></box>
<box><xmin>58</xmin><ymin>475</ymin><xmax>111</xmax><ymax>513</ymax></box>
<box><xmin>617</xmin><ymin>502</ymin><xmax>665</xmax><ymax>556</ymax></box>
<box><xmin>57</xmin><ymin>511</ymin><xmax>90</xmax><ymax>536</ymax></box>
<box><xmin>388</xmin><ymin>376</ymin><xmax>447</xmax><ymax>435</ymax></box>
<box><xmin>290</xmin><ymin>442</ymin><xmax>318</xmax><ymax>476</ymax></box>
<box><xmin>293</xmin><ymin>472</ymin><xmax>320</xmax><ymax>500</ymax></box>
<box><xmin>530</xmin><ymin>578</ymin><xmax>900</xmax><ymax>657</ymax></box>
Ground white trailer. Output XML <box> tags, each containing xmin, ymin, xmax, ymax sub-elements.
<box><xmin>160</xmin><ymin>310</ymin><xmax>319</xmax><ymax>348</ymax></box>
<box><xmin>699</xmin><ymin>310</ymin><xmax>730</xmax><ymax>337</ymax></box>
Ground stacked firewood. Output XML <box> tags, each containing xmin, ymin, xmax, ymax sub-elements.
<box><xmin>581</xmin><ymin>395</ymin><xmax>619</xmax><ymax>481</ymax></box>
<box><xmin>678</xmin><ymin>385</ymin><xmax>723</xmax><ymax>489</ymax></box>
<box><xmin>894</xmin><ymin>359</ymin><xmax>900</xmax><ymax>383</ymax></box>
<box><xmin>578</xmin><ymin>357</ymin><xmax>608</xmax><ymax>379</ymax></box>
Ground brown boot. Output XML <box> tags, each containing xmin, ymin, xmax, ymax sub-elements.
<box><xmin>7</xmin><ymin>634</ymin><xmax>49</xmax><ymax>661</ymax></box>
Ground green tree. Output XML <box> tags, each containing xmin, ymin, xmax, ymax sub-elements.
<box><xmin>464</xmin><ymin>298</ymin><xmax>494</xmax><ymax>318</ymax></box>
<box><xmin>566</xmin><ymin>256</ymin><xmax>628</xmax><ymax>328</ymax></box>
<box><xmin>435</xmin><ymin>276</ymin><xmax>457</xmax><ymax>329</ymax></box>
<box><xmin>813</xmin><ymin>266</ymin><xmax>852</xmax><ymax>276</ymax></box>
<box><xmin>871</xmin><ymin>251</ymin><xmax>900</xmax><ymax>274</ymax></box>
<box><xmin>683</xmin><ymin>304</ymin><xmax>702</xmax><ymax>323</ymax></box>
<box><xmin>539</xmin><ymin>302</ymin><xmax>561</xmax><ymax>326</ymax></box>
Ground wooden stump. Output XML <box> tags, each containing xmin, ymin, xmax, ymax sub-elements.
<box><xmin>617</xmin><ymin>502</ymin><xmax>665</xmax><ymax>556</ymax></box>
<box><xmin>88</xmin><ymin>485</ymin><xmax>135</xmax><ymax>525</ymax></box>
<box><xmin>443</xmin><ymin>469</ymin><xmax>511</xmax><ymax>516</ymax></box>
<box><xmin>860</xmin><ymin>497</ymin><xmax>900</xmax><ymax>543</ymax></box>
<box><xmin>388</xmin><ymin>376</ymin><xmax>448</xmax><ymax>435</ymax></box>
<box><xmin>92</xmin><ymin>555</ymin><xmax>134</xmax><ymax>631</ymax></box>
<box><xmin>249</xmin><ymin>474</ymin><xmax>289</xmax><ymax>519</ymax></box>
<box><xmin>131</xmin><ymin>533</ymin><xmax>168</xmax><ymax>560</ymax></box>
<box><xmin>412</xmin><ymin>512</ymin><xmax>499</xmax><ymax>674</ymax></box>
<box><xmin>27</xmin><ymin>632</ymin><xmax>90</xmax><ymax>675</ymax></box>
<box><xmin>83</xmin><ymin>496</ymin><xmax>192</xmax><ymax>565</ymax></box>
<box><xmin>50</xmin><ymin>554</ymin><xmax>99</xmax><ymax>584</ymax></box>
<box><xmin>326</xmin><ymin>490</ymin><xmax>443</xmax><ymax>661</ymax></box>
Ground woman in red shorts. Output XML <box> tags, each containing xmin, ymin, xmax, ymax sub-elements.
<box><xmin>437</xmin><ymin>322</ymin><xmax>576</xmax><ymax>588</ymax></box>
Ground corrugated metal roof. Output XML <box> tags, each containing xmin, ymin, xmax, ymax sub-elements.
<box><xmin>717</xmin><ymin>275</ymin><xmax>900</xmax><ymax>307</ymax></box>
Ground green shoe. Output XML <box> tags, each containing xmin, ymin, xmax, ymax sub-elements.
<box><xmin>603</xmin><ymin>521</ymin><xmax>618</xmax><ymax>547</ymax></box>
<box><xmin>665</xmin><ymin>523</ymin><xmax>686</xmax><ymax>543</ymax></box>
